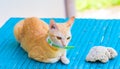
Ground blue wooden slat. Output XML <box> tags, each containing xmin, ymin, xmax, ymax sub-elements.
<box><xmin>79</xmin><ymin>20</ymin><xmax>106</xmax><ymax>69</ymax></box>
<box><xmin>94</xmin><ymin>20</ymin><xmax>115</xmax><ymax>69</ymax></box>
<box><xmin>106</xmin><ymin>21</ymin><xmax>120</xmax><ymax>69</ymax></box>
<box><xmin>83</xmin><ymin>20</ymin><xmax>107</xmax><ymax>69</ymax></box>
<box><xmin>73</xmin><ymin>19</ymin><xmax>97</xmax><ymax>69</ymax></box>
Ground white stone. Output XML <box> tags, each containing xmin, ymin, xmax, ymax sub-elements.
<box><xmin>86</xmin><ymin>46</ymin><xmax>118</xmax><ymax>63</ymax></box>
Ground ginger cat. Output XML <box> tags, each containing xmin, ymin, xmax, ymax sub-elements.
<box><xmin>14</xmin><ymin>17</ymin><xmax>75</xmax><ymax>64</ymax></box>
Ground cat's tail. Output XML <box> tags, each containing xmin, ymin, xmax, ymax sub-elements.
<box><xmin>14</xmin><ymin>20</ymin><xmax>24</xmax><ymax>42</ymax></box>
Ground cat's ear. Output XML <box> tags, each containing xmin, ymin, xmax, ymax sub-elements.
<box><xmin>66</xmin><ymin>16</ymin><xmax>75</xmax><ymax>28</ymax></box>
<box><xmin>49</xmin><ymin>19</ymin><xmax>58</xmax><ymax>30</ymax></box>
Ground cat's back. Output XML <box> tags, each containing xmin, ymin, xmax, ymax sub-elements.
<box><xmin>22</xmin><ymin>17</ymin><xmax>49</xmax><ymax>38</ymax></box>
<box><xmin>14</xmin><ymin>17</ymin><xmax>48</xmax><ymax>43</ymax></box>
<box><xmin>18</xmin><ymin>17</ymin><xmax>49</xmax><ymax>51</ymax></box>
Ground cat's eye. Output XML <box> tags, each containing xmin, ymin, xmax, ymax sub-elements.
<box><xmin>56</xmin><ymin>36</ymin><xmax>62</xmax><ymax>40</ymax></box>
<box><xmin>67</xmin><ymin>37</ymin><xmax>71</xmax><ymax>40</ymax></box>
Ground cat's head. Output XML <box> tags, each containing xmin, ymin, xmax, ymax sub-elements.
<box><xmin>48</xmin><ymin>17</ymin><xmax>75</xmax><ymax>47</ymax></box>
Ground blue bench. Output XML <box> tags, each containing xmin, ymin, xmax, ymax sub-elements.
<box><xmin>0</xmin><ymin>18</ymin><xmax>120</xmax><ymax>69</ymax></box>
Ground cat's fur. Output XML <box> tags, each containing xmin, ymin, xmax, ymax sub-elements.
<box><xmin>14</xmin><ymin>17</ymin><xmax>74</xmax><ymax>64</ymax></box>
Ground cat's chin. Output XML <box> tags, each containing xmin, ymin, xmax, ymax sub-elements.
<box><xmin>59</xmin><ymin>45</ymin><xmax>67</xmax><ymax>48</ymax></box>
<box><xmin>56</xmin><ymin>44</ymin><xmax>64</xmax><ymax>48</ymax></box>
<box><xmin>60</xmin><ymin>46</ymin><xmax>64</xmax><ymax>48</ymax></box>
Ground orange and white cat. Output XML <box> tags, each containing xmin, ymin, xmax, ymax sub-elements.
<box><xmin>14</xmin><ymin>17</ymin><xmax>75</xmax><ymax>64</ymax></box>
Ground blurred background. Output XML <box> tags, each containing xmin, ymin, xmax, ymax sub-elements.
<box><xmin>0</xmin><ymin>0</ymin><xmax>120</xmax><ymax>27</ymax></box>
<box><xmin>76</xmin><ymin>0</ymin><xmax>120</xmax><ymax>18</ymax></box>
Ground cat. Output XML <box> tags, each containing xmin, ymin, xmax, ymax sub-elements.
<box><xmin>14</xmin><ymin>17</ymin><xmax>75</xmax><ymax>64</ymax></box>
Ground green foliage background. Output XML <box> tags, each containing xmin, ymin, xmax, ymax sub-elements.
<box><xmin>76</xmin><ymin>0</ymin><xmax>120</xmax><ymax>11</ymax></box>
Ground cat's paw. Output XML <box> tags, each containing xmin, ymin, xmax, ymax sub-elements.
<box><xmin>61</xmin><ymin>57</ymin><xmax>70</xmax><ymax>64</ymax></box>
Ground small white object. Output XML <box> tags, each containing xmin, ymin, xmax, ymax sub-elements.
<box><xmin>86</xmin><ymin>46</ymin><xmax>118</xmax><ymax>63</ymax></box>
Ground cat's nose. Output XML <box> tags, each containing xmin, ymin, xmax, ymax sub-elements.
<box><xmin>61</xmin><ymin>40</ymin><xmax>67</xmax><ymax>46</ymax></box>
<box><xmin>63</xmin><ymin>44</ymin><xmax>66</xmax><ymax>46</ymax></box>
<box><xmin>61</xmin><ymin>41</ymin><xmax>67</xmax><ymax>46</ymax></box>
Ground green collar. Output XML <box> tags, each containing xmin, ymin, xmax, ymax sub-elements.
<box><xmin>47</xmin><ymin>38</ymin><xmax>74</xmax><ymax>49</ymax></box>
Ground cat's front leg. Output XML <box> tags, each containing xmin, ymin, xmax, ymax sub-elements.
<box><xmin>60</xmin><ymin>50</ymin><xmax>70</xmax><ymax>64</ymax></box>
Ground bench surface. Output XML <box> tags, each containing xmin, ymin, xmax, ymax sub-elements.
<box><xmin>0</xmin><ymin>18</ymin><xmax>120</xmax><ymax>69</ymax></box>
